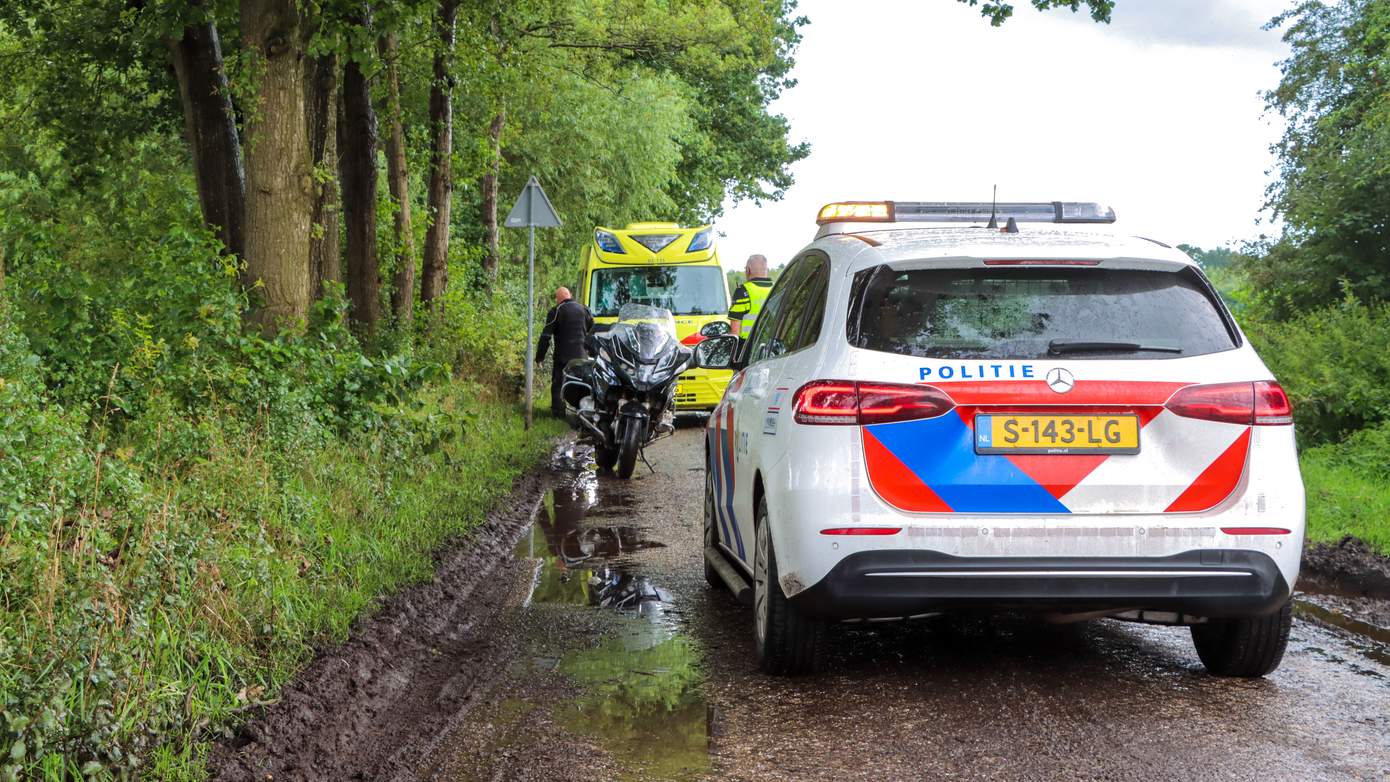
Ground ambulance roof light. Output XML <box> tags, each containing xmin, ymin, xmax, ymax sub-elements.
<box><xmin>815</xmin><ymin>201</ymin><xmax>1116</xmax><ymax>226</ymax></box>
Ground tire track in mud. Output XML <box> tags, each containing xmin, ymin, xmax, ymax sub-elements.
<box><xmin>208</xmin><ymin>448</ymin><xmax>581</xmax><ymax>782</ymax></box>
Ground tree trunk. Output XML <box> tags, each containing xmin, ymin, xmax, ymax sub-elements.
<box><xmin>420</xmin><ymin>0</ymin><xmax>461</xmax><ymax>308</ymax></box>
<box><xmin>306</xmin><ymin>53</ymin><xmax>341</xmax><ymax>300</ymax></box>
<box><xmin>480</xmin><ymin>107</ymin><xmax>505</xmax><ymax>284</ymax></box>
<box><xmin>168</xmin><ymin>15</ymin><xmax>246</xmax><ymax>263</ymax></box>
<box><xmin>240</xmin><ymin>0</ymin><xmax>312</xmax><ymax>332</ymax></box>
<box><xmin>339</xmin><ymin>54</ymin><xmax>382</xmax><ymax>337</ymax></box>
<box><xmin>381</xmin><ymin>32</ymin><xmax>415</xmax><ymax>326</ymax></box>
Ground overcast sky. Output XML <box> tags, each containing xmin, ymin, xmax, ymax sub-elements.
<box><xmin>714</xmin><ymin>0</ymin><xmax>1293</xmax><ymax>272</ymax></box>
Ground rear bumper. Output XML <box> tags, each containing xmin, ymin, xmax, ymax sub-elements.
<box><xmin>788</xmin><ymin>549</ymin><xmax>1290</xmax><ymax>621</ymax></box>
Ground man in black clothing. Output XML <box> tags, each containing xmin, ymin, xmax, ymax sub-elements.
<box><xmin>536</xmin><ymin>286</ymin><xmax>594</xmax><ymax>418</ymax></box>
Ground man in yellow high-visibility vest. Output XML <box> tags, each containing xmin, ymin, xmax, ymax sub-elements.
<box><xmin>728</xmin><ymin>254</ymin><xmax>773</xmax><ymax>338</ymax></box>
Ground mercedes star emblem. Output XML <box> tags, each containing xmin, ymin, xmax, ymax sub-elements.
<box><xmin>1046</xmin><ymin>367</ymin><xmax>1075</xmax><ymax>394</ymax></box>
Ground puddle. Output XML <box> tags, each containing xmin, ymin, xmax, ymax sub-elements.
<box><xmin>512</xmin><ymin>474</ymin><xmax>712</xmax><ymax>781</ymax></box>
<box><xmin>515</xmin><ymin>480</ymin><xmax>667</xmax><ymax>607</ymax></box>
<box><xmin>554</xmin><ymin>633</ymin><xmax>710</xmax><ymax>781</ymax></box>
<box><xmin>1294</xmin><ymin>596</ymin><xmax>1390</xmax><ymax>669</ymax></box>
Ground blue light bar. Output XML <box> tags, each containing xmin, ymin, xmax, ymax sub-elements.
<box><xmin>892</xmin><ymin>201</ymin><xmax>1116</xmax><ymax>224</ymax></box>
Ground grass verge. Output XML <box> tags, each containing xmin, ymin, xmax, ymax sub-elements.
<box><xmin>1301</xmin><ymin>421</ymin><xmax>1390</xmax><ymax>556</ymax></box>
<box><xmin>1</xmin><ymin>381</ymin><xmax>565</xmax><ymax>781</ymax></box>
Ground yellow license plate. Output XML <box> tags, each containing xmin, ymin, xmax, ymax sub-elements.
<box><xmin>975</xmin><ymin>414</ymin><xmax>1140</xmax><ymax>455</ymax></box>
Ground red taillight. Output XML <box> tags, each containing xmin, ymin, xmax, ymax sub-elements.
<box><xmin>792</xmin><ymin>381</ymin><xmax>859</xmax><ymax>424</ymax></box>
<box><xmin>1164</xmin><ymin>382</ymin><xmax>1293</xmax><ymax>426</ymax></box>
<box><xmin>1220</xmin><ymin>527</ymin><xmax>1291</xmax><ymax>535</ymax></box>
<box><xmin>1254</xmin><ymin>381</ymin><xmax>1293</xmax><ymax>425</ymax></box>
<box><xmin>820</xmin><ymin>527</ymin><xmax>902</xmax><ymax>536</ymax></box>
<box><xmin>1165</xmin><ymin>382</ymin><xmax>1253</xmax><ymax>425</ymax></box>
<box><xmin>857</xmin><ymin>383</ymin><xmax>955</xmax><ymax>424</ymax></box>
<box><xmin>793</xmin><ymin>381</ymin><xmax>954</xmax><ymax>425</ymax></box>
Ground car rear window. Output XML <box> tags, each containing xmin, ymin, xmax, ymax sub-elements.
<box><xmin>847</xmin><ymin>266</ymin><xmax>1239</xmax><ymax>360</ymax></box>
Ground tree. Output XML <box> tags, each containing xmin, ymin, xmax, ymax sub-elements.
<box><xmin>240</xmin><ymin>0</ymin><xmax>314</xmax><ymax>332</ymax></box>
<box><xmin>339</xmin><ymin>41</ymin><xmax>382</xmax><ymax>335</ymax></box>
<box><xmin>167</xmin><ymin>9</ymin><xmax>246</xmax><ymax>261</ymax></box>
<box><xmin>480</xmin><ymin>107</ymin><xmax>507</xmax><ymax>282</ymax></box>
<box><xmin>420</xmin><ymin>0</ymin><xmax>461</xmax><ymax>308</ymax></box>
<box><xmin>955</xmin><ymin>0</ymin><xmax>1114</xmax><ymax>25</ymax></box>
<box><xmin>381</xmin><ymin>31</ymin><xmax>417</xmax><ymax>325</ymax></box>
<box><xmin>1243</xmin><ymin>0</ymin><xmax>1390</xmax><ymax>318</ymax></box>
<box><xmin>306</xmin><ymin>52</ymin><xmax>343</xmax><ymax>300</ymax></box>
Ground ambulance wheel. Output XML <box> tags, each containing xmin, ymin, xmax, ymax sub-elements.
<box><xmin>704</xmin><ymin>469</ymin><xmax>722</xmax><ymax>589</ymax></box>
<box><xmin>1191</xmin><ymin>600</ymin><xmax>1292</xmax><ymax>678</ymax></box>
<box><xmin>616</xmin><ymin>418</ymin><xmax>641</xmax><ymax>479</ymax></box>
<box><xmin>753</xmin><ymin>497</ymin><xmax>826</xmax><ymax>675</ymax></box>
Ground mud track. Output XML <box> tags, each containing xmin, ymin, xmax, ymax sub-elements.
<box><xmin>1303</xmin><ymin>535</ymin><xmax>1390</xmax><ymax>601</ymax></box>
<box><xmin>211</xmin><ymin>431</ymin><xmax>1390</xmax><ymax>781</ymax></box>
<box><xmin>207</xmin><ymin>451</ymin><xmax>576</xmax><ymax>782</ymax></box>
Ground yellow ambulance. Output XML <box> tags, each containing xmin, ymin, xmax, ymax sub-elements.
<box><xmin>579</xmin><ymin>222</ymin><xmax>732</xmax><ymax>411</ymax></box>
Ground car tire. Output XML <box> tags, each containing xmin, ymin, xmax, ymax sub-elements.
<box><xmin>753</xmin><ymin>496</ymin><xmax>826</xmax><ymax>675</ymax></box>
<box><xmin>1190</xmin><ymin>600</ymin><xmax>1292</xmax><ymax>678</ymax></box>
<box><xmin>704</xmin><ymin>468</ymin><xmax>722</xmax><ymax>590</ymax></box>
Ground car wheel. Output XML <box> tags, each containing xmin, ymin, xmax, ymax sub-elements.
<box><xmin>704</xmin><ymin>468</ymin><xmax>722</xmax><ymax>589</ymax></box>
<box><xmin>753</xmin><ymin>496</ymin><xmax>826</xmax><ymax>675</ymax></box>
<box><xmin>1190</xmin><ymin>600</ymin><xmax>1292</xmax><ymax>678</ymax></box>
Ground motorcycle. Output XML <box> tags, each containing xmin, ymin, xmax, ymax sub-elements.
<box><xmin>561</xmin><ymin>304</ymin><xmax>693</xmax><ymax>479</ymax></box>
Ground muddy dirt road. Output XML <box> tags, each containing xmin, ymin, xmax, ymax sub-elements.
<box><xmin>216</xmin><ymin>428</ymin><xmax>1390</xmax><ymax>781</ymax></box>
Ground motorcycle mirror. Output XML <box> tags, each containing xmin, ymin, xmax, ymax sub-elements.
<box><xmin>694</xmin><ymin>335</ymin><xmax>738</xmax><ymax>370</ymax></box>
<box><xmin>699</xmin><ymin>321</ymin><xmax>731</xmax><ymax>338</ymax></box>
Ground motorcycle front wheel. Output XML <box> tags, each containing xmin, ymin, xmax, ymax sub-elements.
<box><xmin>616</xmin><ymin>417</ymin><xmax>643</xmax><ymax>479</ymax></box>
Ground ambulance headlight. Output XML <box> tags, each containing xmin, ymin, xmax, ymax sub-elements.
<box><xmin>595</xmin><ymin>230</ymin><xmax>625</xmax><ymax>254</ymax></box>
<box><xmin>686</xmin><ymin>227</ymin><xmax>713</xmax><ymax>253</ymax></box>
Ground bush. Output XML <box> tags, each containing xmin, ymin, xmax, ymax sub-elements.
<box><xmin>1244</xmin><ymin>295</ymin><xmax>1390</xmax><ymax>445</ymax></box>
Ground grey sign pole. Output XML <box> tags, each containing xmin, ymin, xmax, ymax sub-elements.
<box><xmin>504</xmin><ymin>177</ymin><xmax>562</xmax><ymax>430</ymax></box>
<box><xmin>525</xmin><ymin>198</ymin><xmax>535</xmax><ymax>428</ymax></box>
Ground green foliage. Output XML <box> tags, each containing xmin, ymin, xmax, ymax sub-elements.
<box><xmin>1302</xmin><ymin>420</ymin><xmax>1390</xmax><ymax>555</ymax></box>
<box><xmin>1177</xmin><ymin>243</ymin><xmax>1238</xmax><ymax>269</ymax></box>
<box><xmin>956</xmin><ymin>0</ymin><xmax>1115</xmax><ymax>26</ymax></box>
<box><xmin>1245</xmin><ymin>0</ymin><xmax>1390</xmax><ymax>318</ymax></box>
<box><xmin>0</xmin><ymin>376</ymin><xmax>562</xmax><ymax>780</ymax></box>
<box><xmin>1180</xmin><ymin>244</ymin><xmax>1253</xmax><ymax>316</ymax></box>
<box><xmin>1244</xmin><ymin>295</ymin><xmax>1390</xmax><ymax>445</ymax></box>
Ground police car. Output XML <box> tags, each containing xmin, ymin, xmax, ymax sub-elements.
<box><xmin>694</xmin><ymin>201</ymin><xmax>1303</xmax><ymax>677</ymax></box>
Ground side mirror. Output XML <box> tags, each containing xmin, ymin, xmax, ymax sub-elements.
<box><xmin>699</xmin><ymin>320</ymin><xmax>731</xmax><ymax>338</ymax></box>
<box><xmin>693</xmin><ymin>335</ymin><xmax>738</xmax><ymax>370</ymax></box>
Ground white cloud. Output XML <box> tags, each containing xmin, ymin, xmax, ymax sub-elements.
<box><xmin>714</xmin><ymin>0</ymin><xmax>1289</xmax><ymax>273</ymax></box>
<box><xmin>1050</xmin><ymin>0</ymin><xmax>1291</xmax><ymax>53</ymax></box>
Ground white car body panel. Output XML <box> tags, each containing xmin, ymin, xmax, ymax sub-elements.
<box><xmin>706</xmin><ymin>225</ymin><xmax>1305</xmax><ymax>620</ymax></box>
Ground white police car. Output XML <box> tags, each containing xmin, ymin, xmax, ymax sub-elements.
<box><xmin>695</xmin><ymin>201</ymin><xmax>1303</xmax><ymax>677</ymax></box>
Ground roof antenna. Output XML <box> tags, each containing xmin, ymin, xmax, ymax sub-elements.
<box><xmin>986</xmin><ymin>184</ymin><xmax>998</xmax><ymax>229</ymax></box>
<box><xmin>1004</xmin><ymin>216</ymin><xmax>1019</xmax><ymax>233</ymax></box>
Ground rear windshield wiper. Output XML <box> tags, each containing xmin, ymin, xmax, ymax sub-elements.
<box><xmin>1048</xmin><ymin>339</ymin><xmax>1183</xmax><ymax>355</ymax></box>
